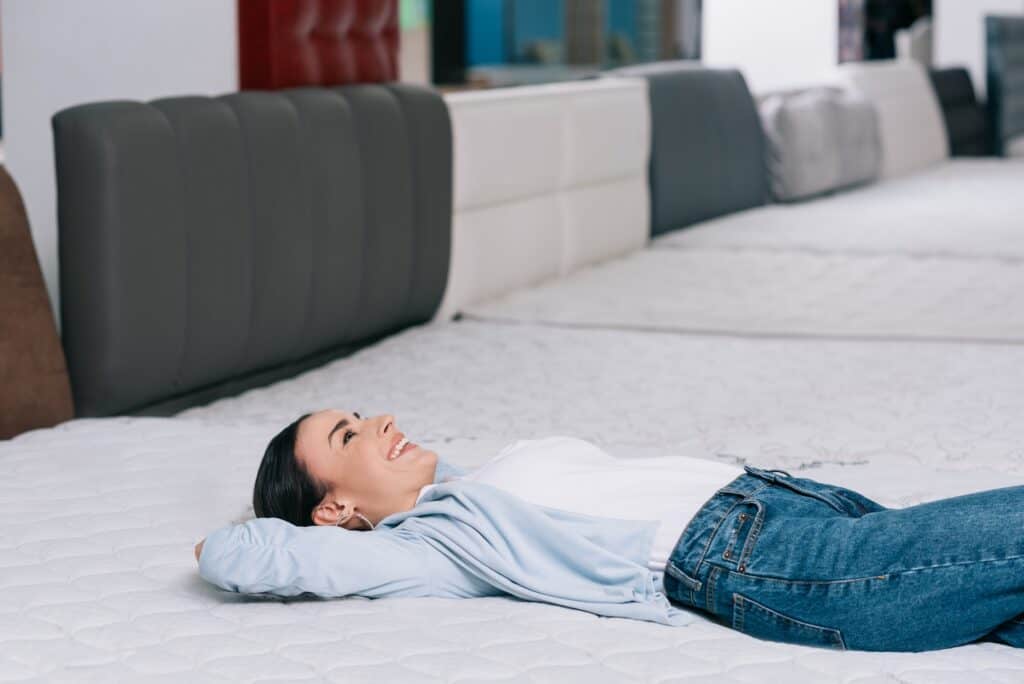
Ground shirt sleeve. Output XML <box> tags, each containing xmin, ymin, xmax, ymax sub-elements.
<box><xmin>198</xmin><ymin>517</ymin><xmax>431</xmax><ymax>599</ymax></box>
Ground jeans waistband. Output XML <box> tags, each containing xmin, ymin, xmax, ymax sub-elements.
<box><xmin>663</xmin><ymin>466</ymin><xmax>788</xmax><ymax>608</ymax></box>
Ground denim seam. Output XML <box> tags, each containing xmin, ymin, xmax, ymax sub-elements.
<box><xmin>727</xmin><ymin>553</ymin><xmax>1024</xmax><ymax>586</ymax></box>
<box><xmin>732</xmin><ymin>592</ymin><xmax>745</xmax><ymax>632</ymax></box>
<box><xmin>706</xmin><ymin>565</ymin><xmax>721</xmax><ymax>613</ymax></box>
<box><xmin>690</xmin><ymin>505</ymin><xmax>741</xmax><ymax>579</ymax></box>
<box><xmin>722</xmin><ymin>514</ymin><xmax>748</xmax><ymax>561</ymax></box>
<box><xmin>736</xmin><ymin>500</ymin><xmax>766</xmax><ymax>571</ymax></box>
<box><xmin>771</xmin><ymin>479</ymin><xmax>848</xmax><ymax>515</ymax></box>
<box><xmin>725</xmin><ymin>568</ymin><xmax>890</xmax><ymax>586</ymax></box>
<box><xmin>684</xmin><ymin>483</ymin><xmax>770</xmax><ymax>591</ymax></box>
<box><xmin>675</xmin><ymin>485</ymin><xmax>763</xmax><ymax>574</ymax></box>
<box><xmin>890</xmin><ymin>552</ymin><xmax>1024</xmax><ymax>577</ymax></box>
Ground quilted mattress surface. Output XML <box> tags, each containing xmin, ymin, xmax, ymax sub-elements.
<box><xmin>179</xmin><ymin>322</ymin><xmax>1024</xmax><ymax>476</ymax></box>
<box><xmin>654</xmin><ymin>160</ymin><xmax>1024</xmax><ymax>259</ymax></box>
<box><xmin>6</xmin><ymin>321</ymin><xmax>1024</xmax><ymax>680</ymax></box>
<box><xmin>462</xmin><ymin>248</ymin><xmax>1024</xmax><ymax>342</ymax></box>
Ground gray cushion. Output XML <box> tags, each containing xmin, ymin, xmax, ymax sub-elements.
<box><xmin>760</xmin><ymin>88</ymin><xmax>881</xmax><ymax>202</ymax></box>
<box><xmin>52</xmin><ymin>84</ymin><xmax>451</xmax><ymax>417</ymax></box>
<box><xmin>986</xmin><ymin>15</ymin><xmax>1024</xmax><ymax>157</ymax></box>
<box><xmin>608</xmin><ymin>62</ymin><xmax>769</xmax><ymax>235</ymax></box>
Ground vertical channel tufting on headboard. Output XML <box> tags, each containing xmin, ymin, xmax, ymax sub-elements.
<box><xmin>52</xmin><ymin>84</ymin><xmax>450</xmax><ymax>417</ymax></box>
<box><xmin>239</xmin><ymin>0</ymin><xmax>399</xmax><ymax>89</ymax></box>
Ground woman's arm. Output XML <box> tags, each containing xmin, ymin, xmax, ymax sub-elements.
<box><xmin>197</xmin><ymin>517</ymin><xmax>431</xmax><ymax>599</ymax></box>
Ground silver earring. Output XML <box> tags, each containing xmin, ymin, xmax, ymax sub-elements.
<box><xmin>337</xmin><ymin>511</ymin><xmax>375</xmax><ymax>531</ymax></box>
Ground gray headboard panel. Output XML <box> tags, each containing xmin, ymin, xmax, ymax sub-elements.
<box><xmin>609</xmin><ymin>62</ymin><xmax>769</xmax><ymax>235</ymax></box>
<box><xmin>986</xmin><ymin>15</ymin><xmax>1024</xmax><ymax>156</ymax></box>
<box><xmin>929</xmin><ymin>67</ymin><xmax>991</xmax><ymax>156</ymax></box>
<box><xmin>53</xmin><ymin>84</ymin><xmax>451</xmax><ymax>417</ymax></box>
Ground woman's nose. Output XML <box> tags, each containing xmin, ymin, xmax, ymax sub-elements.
<box><xmin>377</xmin><ymin>414</ymin><xmax>395</xmax><ymax>436</ymax></box>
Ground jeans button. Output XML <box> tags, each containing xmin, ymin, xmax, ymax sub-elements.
<box><xmin>723</xmin><ymin>550</ymin><xmax>731</xmax><ymax>559</ymax></box>
<box><xmin>738</xmin><ymin>564</ymin><xmax>746</xmax><ymax>572</ymax></box>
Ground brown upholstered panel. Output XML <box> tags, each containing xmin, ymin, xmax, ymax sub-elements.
<box><xmin>0</xmin><ymin>167</ymin><xmax>74</xmax><ymax>438</ymax></box>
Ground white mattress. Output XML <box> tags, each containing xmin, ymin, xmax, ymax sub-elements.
<box><xmin>655</xmin><ymin>160</ymin><xmax>1024</xmax><ymax>260</ymax></box>
<box><xmin>181</xmin><ymin>321</ymin><xmax>1024</xmax><ymax>476</ymax></box>
<box><xmin>7</xmin><ymin>321</ymin><xmax>1024</xmax><ymax>680</ymax></box>
<box><xmin>462</xmin><ymin>248</ymin><xmax>1024</xmax><ymax>342</ymax></box>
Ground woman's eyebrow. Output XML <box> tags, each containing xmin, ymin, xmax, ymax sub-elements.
<box><xmin>327</xmin><ymin>418</ymin><xmax>349</xmax><ymax>447</ymax></box>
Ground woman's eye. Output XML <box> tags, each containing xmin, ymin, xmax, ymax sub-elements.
<box><xmin>343</xmin><ymin>430</ymin><xmax>356</xmax><ymax>445</ymax></box>
<box><xmin>353</xmin><ymin>412</ymin><xmax>362</xmax><ymax>420</ymax></box>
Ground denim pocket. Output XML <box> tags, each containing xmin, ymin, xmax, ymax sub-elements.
<box><xmin>732</xmin><ymin>593</ymin><xmax>846</xmax><ymax>650</ymax></box>
<box><xmin>721</xmin><ymin>509</ymin><xmax>752</xmax><ymax>563</ymax></box>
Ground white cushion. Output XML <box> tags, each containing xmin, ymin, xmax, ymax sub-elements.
<box><xmin>438</xmin><ymin>79</ymin><xmax>650</xmax><ymax>319</ymax></box>
<box><xmin>837</xmin><ymin>60</ymin><xmax>949</xmax><ymax>178</ymax></box>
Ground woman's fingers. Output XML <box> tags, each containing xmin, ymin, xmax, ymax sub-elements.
<box><xmin>194</xmin><ymin>539</ymin><xmax>205</xmax><ymax>563</ymax></box>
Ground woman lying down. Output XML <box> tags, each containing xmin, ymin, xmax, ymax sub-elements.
<box><xmin>195</xmin><ymin>410</ymin><xmax>1024</xmax><ymax>653</ymax></box>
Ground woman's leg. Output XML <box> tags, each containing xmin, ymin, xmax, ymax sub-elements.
<box><xmin>697</xmin><ymin>470</ymin><xmax>1024</xmax><ymax>651</ymax></box>
<box><xmin>987</xmin><ymin>615</ymin><xmax>1024</xmax><ymax>647</ymax></box>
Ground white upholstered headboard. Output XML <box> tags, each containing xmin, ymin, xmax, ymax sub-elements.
<box><xmin>836</xmin><ymin>60</ymin><xmax>949</xmax><ymax>179</ymax></box>
<box><xmin>437</xmin><ymin>78</ymin><xmax>650</xmax><ymax>319</ymax></box>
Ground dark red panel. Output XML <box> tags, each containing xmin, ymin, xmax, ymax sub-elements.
<box><xmin>239</xmin><ymin>0</ymin><xmax>399</xmax><ymax>89</ymax></box>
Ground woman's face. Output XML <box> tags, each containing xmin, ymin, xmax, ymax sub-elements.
<box><xmin>295</xmin><ymin>409</ymin><xmax>438</xmax><ymax>529</ymax></box>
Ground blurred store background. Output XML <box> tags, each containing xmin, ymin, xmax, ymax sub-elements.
<box><xmin>1</xmin><ymin>0</ymin><xmax>1022</xmax><ymax>321</ymax></box>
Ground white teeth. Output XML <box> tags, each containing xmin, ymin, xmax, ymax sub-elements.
<box><xmin>390</xmin><ymin>438</ymin><xmax>409</xmax><ymax>460</ymax></box>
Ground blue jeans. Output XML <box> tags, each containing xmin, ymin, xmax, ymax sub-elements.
<box><xmin>664</xmin><ymin>465</ymin><xmax>1024</xmax><ymax>651</ymax></box>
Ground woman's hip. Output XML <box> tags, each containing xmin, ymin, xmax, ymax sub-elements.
<box><xmin>665</xmin><ymin>467</ymin><xmax>1024</xmax><ymax>651</ymax></box>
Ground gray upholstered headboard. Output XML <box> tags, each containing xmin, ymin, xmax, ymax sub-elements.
<box><xmin>53</xmin><ymin>84</ymin><xmax>451</xmax><ymax>417</ymax></box>
<box><xmin>986</xmin><ymin>15</ymin><xmax>1024</xmax><ymax>156</ymax></box>
<box><xmin>608</xmin><ymin>62</ymin><xmax>769</xmax><ymax>235</ymax></box>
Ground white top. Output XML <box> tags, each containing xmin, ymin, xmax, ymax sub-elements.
<box><xmin>419</xmin><ymin>437</ymin><xmax>742</xmax><ymax>574</ymax></box>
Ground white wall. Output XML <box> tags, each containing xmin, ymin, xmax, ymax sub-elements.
<box><xmin>702</xmin><ymin>0</ymin><xmax>839</xmax><ymax>94</ymax></box>
<box><xmin>1</xmin><ymin>0</ymin><xmax>238</xmax><ymax>331</ymax></box>
<box><xmin>934</xmin><ymin>0</ymin><xmax>1024</xmax><ymax>97</ymax></box>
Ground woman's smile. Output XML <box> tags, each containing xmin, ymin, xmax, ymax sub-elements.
<box><xmin>388</xmin><ymin>437</ymin><xmax>415</xmax><ymax>460</ymax></box>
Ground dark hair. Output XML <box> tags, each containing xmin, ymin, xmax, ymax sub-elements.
<box><xmin>252</xmin><ymin>412</ymin><xmax>327</xmax><ymax>526</ymax></box>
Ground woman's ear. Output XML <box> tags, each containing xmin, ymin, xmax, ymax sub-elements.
<box><xmin>312</xmin><ymin>498</ymin><xmax>356</xmax><ymax>527</ymax></box>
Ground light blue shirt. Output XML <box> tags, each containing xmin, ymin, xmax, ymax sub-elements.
<box><xmin>198</xmin><ymin>459</ymin><xmax>694</xmax><ymax>626</ymax></box>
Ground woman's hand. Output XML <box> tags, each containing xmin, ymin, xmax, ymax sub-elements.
<box><xmin>194</xmin><ymin>539</ymin><xmax>205</xmax><ymax>563</ymax></box>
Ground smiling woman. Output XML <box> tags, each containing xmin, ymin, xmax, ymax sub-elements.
<box><xmin>194</xmin><ymin>421</ymin><xmax>1024</xmax><ymax>652</ymax></box>
<box><xmin>252</xmin><ymin>410</ymin><xmax>440</xmax><ymax>530</ymax></box>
